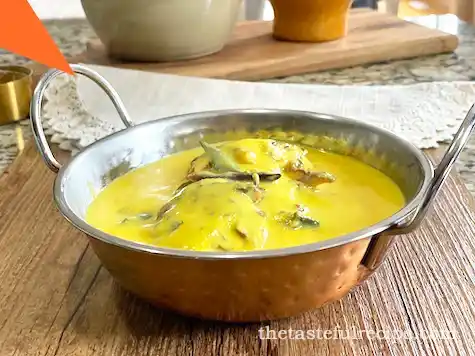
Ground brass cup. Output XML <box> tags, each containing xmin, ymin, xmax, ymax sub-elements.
<box><xmin>0</xmin><ymin>66</ymin><xmax>33</xmax><ymax>125</ymax></box>
<box><xmin>269</xmin><ymin>0</ymin><xmax>353</xmax><ymax>42</ymax></box>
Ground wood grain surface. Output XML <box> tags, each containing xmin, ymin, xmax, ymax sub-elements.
<box><xmin>69</xmin><ymin>9</ymin><xmax>459</xmax><ymax>81</ymax></box>
<box><xmin>0</xmin><ymin>142</ymin><xmax>475</xmax><ymax>355</ymax></box>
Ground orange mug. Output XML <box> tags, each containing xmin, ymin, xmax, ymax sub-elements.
<box><xmin>269</xmin><ymin>0</ymin><xmax>353</xmax><ymax>42</ymax></box>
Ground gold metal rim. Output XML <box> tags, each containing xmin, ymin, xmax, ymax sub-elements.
<box><xmin>0</xmin><ymin>65</ymin><xmax>33</xmax><ymax>125</ymax></box>
<box><xmin>0</xmin><ymin>65</ymin><xmax>33</xmax><ymax>85</ymax></box>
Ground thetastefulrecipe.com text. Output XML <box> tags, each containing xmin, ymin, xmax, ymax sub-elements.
<box><xmin>258</xmin><ymin>326</ymin><xmax>459</xmax><ymax>341</ymax></box>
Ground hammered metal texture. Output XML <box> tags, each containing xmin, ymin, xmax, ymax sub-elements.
<box><xmin>89</xmin><ymin>236</ymin><xmax>371</xmax><ymax>322</ymax></box>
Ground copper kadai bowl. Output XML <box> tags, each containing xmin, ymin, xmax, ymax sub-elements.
<box><xmin>30</xmin><ymin>65</ymin><xmax>475</xmax><ymax>322</ymax></box>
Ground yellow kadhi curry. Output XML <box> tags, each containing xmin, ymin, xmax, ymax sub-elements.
<box><xmin>86</xmin><ymin>138</ymin><xmax>405</xmax><ymax>251</ymax></box>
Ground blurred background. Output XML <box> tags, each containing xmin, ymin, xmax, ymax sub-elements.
<box><xmin>27</xmin><ymin>0</ymin><xmax>470</xmax><ymax>20</ymax></box>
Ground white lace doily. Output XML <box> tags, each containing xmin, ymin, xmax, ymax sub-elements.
<box><xmin>41</xmin><ymin>64</ymin><xmax>475</xmax><ymax>155</ymax></box>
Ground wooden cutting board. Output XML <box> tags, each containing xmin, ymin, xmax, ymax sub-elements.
<box><xmin>1</xmin><ymin>141</ymin><xmax>475</xmax><ymax>355</ymax></box>
<box><xmin>72</xmin><ymin>9</ymin><xmax>459</xmax><ymax>80</ymax></box>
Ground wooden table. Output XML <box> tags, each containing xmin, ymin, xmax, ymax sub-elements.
<box><xmin>0</xmin><ymin>142</ymin><xmax>475</xmax><ymax>355</ymax></box>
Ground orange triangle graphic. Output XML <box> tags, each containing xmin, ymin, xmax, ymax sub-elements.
<box><xmin>0</xmin><ymin>0</ymin><xmax>73</xmax><ymax>74</ymax></box>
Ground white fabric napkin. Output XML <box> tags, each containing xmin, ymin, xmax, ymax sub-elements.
<box><xmin>41</xmin><ymin>64</ymin><xmax>475</xmax><ymax>154</ymax></box>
